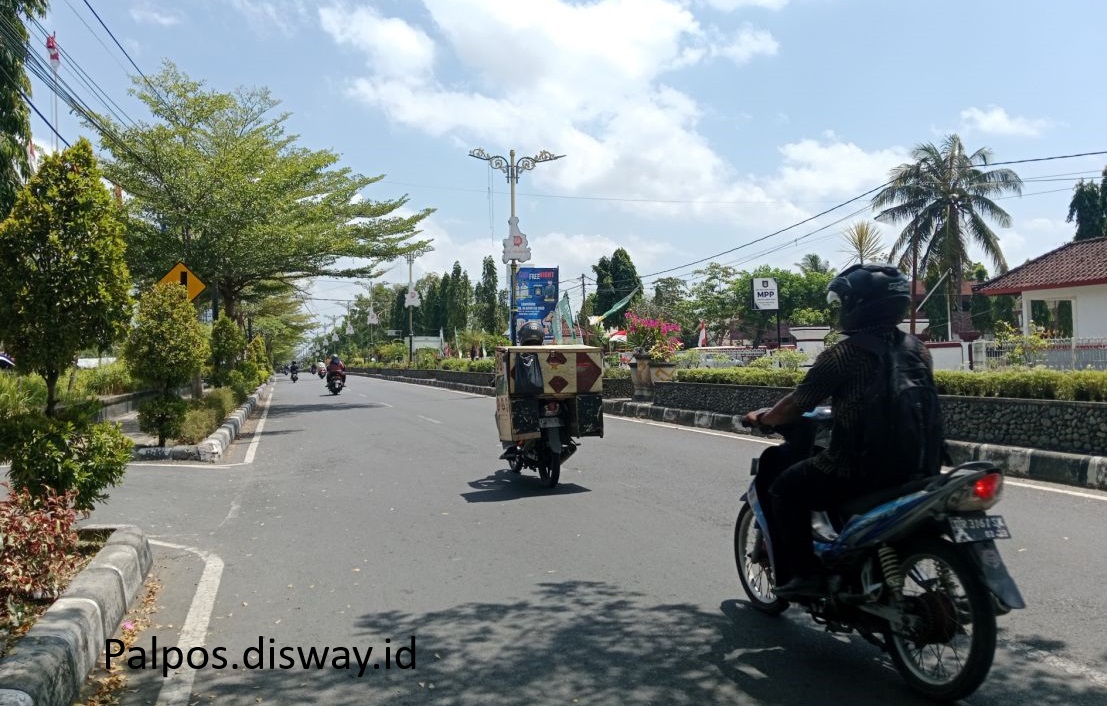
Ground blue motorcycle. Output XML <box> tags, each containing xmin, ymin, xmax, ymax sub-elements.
<box><xmin>735</xmin><ymin>410</ymin><xmax>1024</xmax><ymax>702</ymax></box>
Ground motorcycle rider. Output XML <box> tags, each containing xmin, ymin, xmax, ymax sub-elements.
<box><xmin>325</xmin><ymin>354</ymin><xmax>345</xmax><ymax>384</ymax></box>
<box><xmin>740</xmin><ymin>263</ymin><xmax>927</xmax><ymax>599</ymax></box>
<box><xmin>499</xmin><ymin>321</ymin><xmax>546</xmax><ymax>460</ymax></box>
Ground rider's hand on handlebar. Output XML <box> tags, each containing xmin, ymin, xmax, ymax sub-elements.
<box><xmin>741</xmin><ymin>408</ymin><xmax>772</xmax><ymax>430</ymax></box>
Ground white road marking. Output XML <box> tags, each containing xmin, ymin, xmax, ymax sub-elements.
<box><xmin>1006</xmin><ymin>478</ymin><xmax>1107</xmax><ymax>502</ymax></box>
<box><xmin>418</xmin><ymin>415</ymin><xmax>442</xmax><ymax>424</ymax></box>
<box><xmin>999</xmin><ymin>637</ymin><xmax>1107</xmax><ymax>689</ymax></box>
<box><xmin>242</xmin><ymin>386</ymin><xmax>273</xmax><ymax>465</ymax></box>
<box><xmin>151</xmin><ymin>540</ymin><xmax>224</xmax><ymax>706</ymax></box>
<box><xmin>608</xmin><ymin>415</ymin><xmax>779</xmax><ymax>445</ymax></box>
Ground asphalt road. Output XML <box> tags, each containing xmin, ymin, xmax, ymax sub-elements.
<box><xmin>85</xmin><ymin>374</ymin><xmax>1107</xmax><ymax>705</ymax></box>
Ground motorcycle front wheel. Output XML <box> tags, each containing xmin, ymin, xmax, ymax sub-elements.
<box><xmin>734</xmin><ymin>504</ymin><xmax>787</xmax><ymax>615</ymax></box>
<box><xmin>886</xmin><ymin>539</ymin><xmax>997</xmax><ymax>702</ymax></box>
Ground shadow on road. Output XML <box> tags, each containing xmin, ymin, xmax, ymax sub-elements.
<box><xmin>460</xmin><ymin>469</ymin><xmax>591</xmax><ymax>502</ymax></box>
<box><xmin>180</xmin><ymin>580</ymin><xmax>1103</xmax><ymax>705</ymax></box>
<box><xmin>264</xmin><ymin>402</ymin><xmax>390</xmax><ymax>418</ymax></box>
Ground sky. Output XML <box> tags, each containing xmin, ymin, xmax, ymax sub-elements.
<box><xmin>25</xmin><ymin>0</ymin><xmax>1107</xmax><ymax>337</ymax></box>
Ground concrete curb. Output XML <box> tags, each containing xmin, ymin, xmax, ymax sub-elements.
<box><xmin>356</xmin><ymin>372</ymin><xmax>494</xmax><ymax>398</ymax></box>
<box><xmin>130</xmin><ymin>381</ymin><xmax>269</xmax><ymax>463</ymax></box>
<box><xmin>0</xmin><ymin>525</ymin><xmax>153</xmax><ymax>706</ymax></box>
<box><xmin>355</xmin><ymin>374</ymin><xmax>1107</xmax><ymax>491</ymax></box>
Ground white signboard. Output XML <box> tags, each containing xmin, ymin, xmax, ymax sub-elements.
<box><xmin>752</xmin><ymin>277</ymin><xmax>779</xmax><ymax>311</ymax></box>
<box><xmin>405</xmin><ymin>289</ymin><xmax>421</xmax><ymax>308</ymax></box>
<box><xmin>502</xmin><ymin>216</ymin><xmax>532</xmax><ymax>263</ymax></box>
<box><xmin>367</xmin><ymin>308</ymin><xmax>379</xmax><ymax>325</ymax></box>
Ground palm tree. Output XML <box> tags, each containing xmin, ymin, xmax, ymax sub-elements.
<box><xmin>795</xmin><ymin>253</ymin><xmax>833</xmax><ymax>275</ymax></box>
<box><xmin>871</xmin><ymin>134</ymin><xmax>1022</xmax><ymax>333</ymax></box>
<box><xmin>839</xmin><ymin>220</ymin><xmax>885</xmax><ymax>266</ymax></box>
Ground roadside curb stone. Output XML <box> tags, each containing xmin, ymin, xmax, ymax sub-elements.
<box><xmin>0</xmin><ymin>525</ymin><xmax>152</xmax><ymax>706</ymax></box>
<box><xmin>128</xmin><ymin>381</ymin><xmax>269</xmax><ymax>462</ymax></box>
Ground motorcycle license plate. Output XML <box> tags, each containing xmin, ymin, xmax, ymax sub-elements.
<box><xmin>948</xmin><ymin>515</ymin><xmax>1011</xmax><ymax>543</ymax></box>
<box><xmin>538</xmin><ymin>417</ymin><xmax>563</xmax><ymax>428</ymax></box>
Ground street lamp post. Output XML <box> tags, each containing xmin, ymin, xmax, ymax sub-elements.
<box><xmin>404</xmin><ymin>246</ymin><xmax>433</xmax><ymax>364</ymax></box>
<box><xmin>469</xmin><ymin>147</ymin><xmax>564</xmax><ymax>344</ymax></box>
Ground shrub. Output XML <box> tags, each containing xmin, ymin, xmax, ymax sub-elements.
<box><xmin>604</xmin><ymin>365</ymin><xmax>631</xmax><ymax>379</ymax></box>
<box><xmin>440</xmin><ymin>358</ymin><xmax>470</xmax><ymax>371</ymax></box>
<box><xmin>414</xmin><ymin>348</ymin><xmax>438</xmax><ymax>369</ymax></box>
<box><xmin>676</xmin><ymin>367</ymin><xmax>806</xmax><ymax>387</ymax></box>
<box><xmin>178</xmin><ymin>407</ymin><xmax>219</xmax><ymax>444</ymax></box>
<box><xmin>468</xmin><ymin>358</ymin><xmax>495</xmax><ymax>373</ymax></box>
<box><xmin>73</xmin><ymin>361</ymin><xmax>136</xmax><ymax>396</ymax></box>
<box><xmin>203</xmin><ymin>387</ymin><xmax>236</xmax><ymax>422</ymax></box>
<box><xmin>748</xmin><ymin>349</ymin><xmax>807</xmax><ymax>371</ymax></box>
<box><xmin>137</xmin><ymin>395</ymin><xmax>188</xmax><ymax>447</ymax></box>
<box><xmin>123</xmin><ymin>282</ymin><xmax>208</xmax><ymax>395</ymax></box>
<box><xmin>1</xmin><ymin>415</ymin><xmax>132</xmax><ymax>513</ymax></box>
<box><xmin>0</xmin><ymin>485</ymin><xmax>79</xmax><ymax>599</ymax></box>
<box><xmin>934</xmin><ymin>369</ymin><xmax>1107</xmax><ymax>402</ymax></box>
<box><xmin>210</xmin><ymin>317</ymin><xmax>246</xmax><ymax>387</ymax></box>
<box><xmin>0</xmin><ymin>373</ymin><xmax>46</xmax><ymax>415</ymax></box>
<box><xmin>227</xmin><ymin>370</ymin><xmax>250</xmax><ymax>404</ymax></box>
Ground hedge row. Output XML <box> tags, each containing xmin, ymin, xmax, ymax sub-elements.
<box><xmin>672</xmin><ymin>366</ymin><xmax>1107</xmax><ymax>402</ymax></box>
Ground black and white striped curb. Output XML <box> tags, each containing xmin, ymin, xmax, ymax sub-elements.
<box><xmin>0</xmin><ymin>525</ymin><xmax>152</xmax><ymax>706</ymax></box>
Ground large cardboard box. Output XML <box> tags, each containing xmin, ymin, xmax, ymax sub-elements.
<box><xmin>497</xmin><ymin>345</ymin><xmax>604</xmax><ymax>396</ymax></box>
<box><xmin>494</xmin><ymin>345</ymin><xmax>605</xmax><ymax>442</ymax></box>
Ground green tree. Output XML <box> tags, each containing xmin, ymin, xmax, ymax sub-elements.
<box><xmin>124</xmin><ymin>282</ymin><xmax>209</xmax><ymax>396</ymax></box>
<box><xmin>794</xmin><ymin>253</ymin><xmax>833</xmax><ymax>275</ymax></box>
<box><xmin>1065</xmin><ymin>173</ymin><xmax>1106</xmax><ymax>241</ymax></box>
<box><xmin>839</xmin><ymin>220</ymin><xmax>885</xmax><ymax>265</ymax></box>
<box><xmin>0</xmin><ymin>138</ymin><xmax>133</xmax><ymax>416</ymax></box>
<box><xmin>445</xmin><ymin>262</ymin><xmax>472</xmax><ymax>340</ymax></box>
<box><xmin>592</xmin><ymin>248</ymin><xmax>642</xmax><ymax>327</ymax></box>
<box><xmin>210</xmin><ymin>316</ymin><xmax>246</xmax><ymax>386</ymax></box>
<box><xmin>473</xmin><ymin>256</ymin><xmax>501</xmax><ymax>333</ymax></box>
<box><xmin>96</xmin><ymin>62</ymin><xmax>433</xmax><ymax>319</ymax></box>
<box><xmin>872</xmin><ymin>134</ymin><xmax>1022</xmax><ymax>333</ymax></box>
<box><xmin>968</xmin><ymin>264</ymin><xmax>994</xmax><ymax>334</ymax></box>
<box><xmin>124</xmin><ymin>282</ymin><xmax>209</xmax><ymax>445</ymax></box>
<box><xmin>0</xmin><ymin>1</ymin><xmax>48</xmax><ymax>217</ymax></box>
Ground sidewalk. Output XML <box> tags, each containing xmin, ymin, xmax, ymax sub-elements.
<box><xmin>111</xmin><ymin>409</ymin><xmax>162</xmax><ymax>448</ymax></box>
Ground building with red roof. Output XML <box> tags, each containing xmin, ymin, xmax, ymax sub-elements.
<box><xmin>975</xmin><ymin>237</ymin><xmax>1107</xmax><ymax>338</ymax></box>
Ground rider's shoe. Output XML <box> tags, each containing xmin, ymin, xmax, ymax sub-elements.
<box><xmin>774</xmin><ymin>575</ymin><xmax>825</xmax><ymax>599</ymax></box>
<box><xmin>498</xmin><ymin>447</ymin><xmax>518</xmax><ymax>460</ymax></box>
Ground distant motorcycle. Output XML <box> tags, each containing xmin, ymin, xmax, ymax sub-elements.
<box><xmin>326</xmin><ymin>370</ymin><xmax>346</xmax><ymax>395</ymax></box>
<box><xmin>290</xmin><ymin>369</ymin><xmax>298</xmax><ymax>383</ymax></box>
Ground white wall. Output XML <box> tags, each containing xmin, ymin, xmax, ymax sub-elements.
<box><xmin>1021</xmin><ymin>284</ymin><xmax>1107</xmax><ymax>339</ymax></box>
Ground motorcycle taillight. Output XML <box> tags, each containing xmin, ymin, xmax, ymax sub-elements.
<box><xmin>947</xmin><ymin>472</ymin><xmax>1004</xmax><ymax>512</ymax></box>
<box><xmin>543</xmin><ymin>401</ymin><xmax>560</xmax><ymax>415</ymax></box>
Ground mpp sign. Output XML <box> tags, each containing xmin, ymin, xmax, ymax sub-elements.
<box><xmin>752</xmin><ymin>277</ymin><xmax>779</xmax><ymax>311</ymax></box>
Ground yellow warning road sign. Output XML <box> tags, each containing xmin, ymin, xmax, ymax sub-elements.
<box><xmin>159</xmin><ymin>262</ymin><xmax>206</xmax><ymax>301</ymax></box>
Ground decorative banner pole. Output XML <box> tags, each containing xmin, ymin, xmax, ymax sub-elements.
<box><xmin>469</xmin><ymin>147</ymin><xmax>564</xmax><ymax>344</ymax></box>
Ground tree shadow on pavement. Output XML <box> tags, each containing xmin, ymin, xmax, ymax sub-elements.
<box><xmin>264</xmin><ymin>402</ymin><xmax>390</xmax><ymax>418</ymax></box>
<box><xmin>460</xmin><ymin>470</ymin><xmax>591</xmax><ymax>502</ymax></box>
<box><xmin>186</xmin><ymin>581</ymin><xmax>1103</xmax><ymax>706</ymax></box>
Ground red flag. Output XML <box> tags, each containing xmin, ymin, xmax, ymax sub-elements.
<box><xmin>46</xmin><ymin>33</ymin><xmax>60</xmax><ymax>69</ymax></box>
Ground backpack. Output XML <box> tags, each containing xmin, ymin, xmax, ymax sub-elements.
<box><xmin>845</xmin><ymin>331</ymin><xmax>944</xmax><ymax>479</ymax></box>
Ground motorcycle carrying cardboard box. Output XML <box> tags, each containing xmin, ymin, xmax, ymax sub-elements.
<box><xmin>494</xmin><ymin>345</ymin><xmax>605</xmax><ymax>442</ymax></box>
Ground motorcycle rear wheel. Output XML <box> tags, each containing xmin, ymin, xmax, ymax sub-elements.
<box><xmin>886</xmin><ymin>539</ymin><xmax>996</xmax><ymax>702</ymax></box>
<box><xmin>734</xmin><ymin>504</ymin><xmax>787</xmax><ymax>615</ymax></box>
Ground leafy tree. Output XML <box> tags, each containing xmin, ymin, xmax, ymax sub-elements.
<box><xmin>0</xmin><ymin>1</ymin><xmax>48</xmax><ymax>217</ymax></box>
<box><xmin>96</xmin><ymin>62</ymin><xmax>433</xmax><ymax>319</ymax></box>
<box><xmin>125</xmin><ymin>282</ymin><xmax>209</xmax><ymax>394</ymax></box>
<box><xmin>473</xmin><ymin>256</ymin><xmax>501</xmax><ymax>333</ymax></box>
<box><xmin>124</xmin><ymin>282</ymin><xmax>209</xmax><ymax>445</ymax></box>
<box><xmin>592</xmin><ymin>248</ymin><xmax>642</xmax><ymax>327</ymax></box>
<box><xmin>0</xmin><ymin>138</ymin><xmax>133</xmax><ymax>416</ymax></box>
<box><xmin>794</xmin><ymin>253</ymin><xmax>833</xmax><ymax>275</ymax></box>
<box><xmin>872</xmin><ymin>134</ymin><xmax>1022</xmax><ymax>333</ymax></box>
<box><xmin>1065</xmin><ymin>173</ymin><xmax>1106</xmax><ymax>241</ymax></box>
<box><xmin>445</xmin><ymin>262</ymin><xmax>472</xmax><ymax>339</ymax></box>
<box><xmin>839</xmin><ymin>220</ymin><xmax>885</xmax><ymax>266</ymax></box>
<box><xmin>689</xmin><ymin>263</ymin><xmax>742</xmax><ymax>343</ymax></box>
<box><xmin>210</xmin><ymin>316</ymin><xmax>246</xmax><ymax>386</ymax></box>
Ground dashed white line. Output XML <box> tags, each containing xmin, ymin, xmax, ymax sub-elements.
<box><xmin>418</xmin><ymin>415</ymin><xmax>442</xmax><ymax>424</ymax></box>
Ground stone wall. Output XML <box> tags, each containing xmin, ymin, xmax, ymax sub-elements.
<box><xmin>651</xmin><ymin>381</ymin><xmax>1107</xmax><ymax>457</ymax></box>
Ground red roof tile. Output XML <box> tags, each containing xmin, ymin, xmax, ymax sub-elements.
<box><xmin>975</xmin><ymin>237</ymin><xmax>1107</xmax><ymax>295</ymax></box>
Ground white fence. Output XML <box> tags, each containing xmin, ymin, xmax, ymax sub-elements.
<box><xmin>972</xmin><ymin>337</ymin><xmax>1107</xmax><ymax>371</ymax></box>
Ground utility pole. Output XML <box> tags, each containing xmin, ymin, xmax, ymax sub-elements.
<box><xmin>469</xmin><ymin>148</ymin><xmax>564</xmax><ymax>344</ymax></box>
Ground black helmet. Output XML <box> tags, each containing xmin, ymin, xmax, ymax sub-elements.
<box><xmin>826</xmin><ymin>263</ymin><xmax>911</xmax><ymax>332</ymax></box>
<box><xmin>518</xmin><ymin>321</ymin><xmax>545</xmax><ymax>346</ymax></box>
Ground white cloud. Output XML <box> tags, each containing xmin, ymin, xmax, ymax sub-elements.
<box><xmin>959</xmin><ymin>106</ymin><xmax>1051</xmax><ymax>137</ymax></box>
<box><xmin>702</xmin><ymin>0</ymin><xmax>789</xmax><ymax>10</ymax></box>
<box><xmin>225</xmin><ymin>0</ymin><xmax>309</xmax><ymax>35</ymax></box>
<box><xmin>769</xmin><ymin>137</ymin><xmax>908</xmax><ymax>202</ymax></box>
<box><xmin>713</xmin><ymin>23</ymin><xmax>779</xmax><ymax>65</ymax></box>
<box><xmin>318</xmin><ymin>0</ymin><xmax>790</xmax><ymax>223</ymax></box>
<box><xmin>320</xmin><ymin>6</ymin><xmax>435</xmax><ymax>82</ymax></box>
<box><xmin>130</xmin><ymin>2</ymin><xmax>181</xmax><ymax>26</ymax></box>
